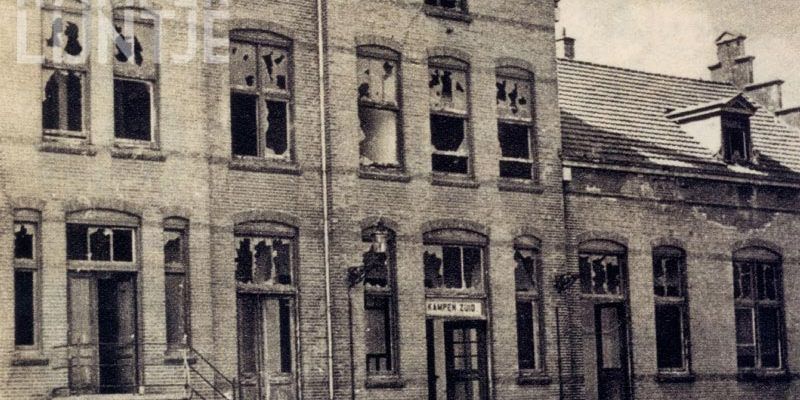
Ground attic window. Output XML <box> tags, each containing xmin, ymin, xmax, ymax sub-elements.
<box><xmin>722</xmin><ymin>113</ymin><xmax>751</xmax><ymax>163</ymax></box>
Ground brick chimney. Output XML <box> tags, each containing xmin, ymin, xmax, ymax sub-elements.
<box><xmin>708</xmin><ymin>32</ymin><xmax>754</xmax><ymax>89</ymax></box>
<box><xmin>556</xmin><ymin>28</ymin><xmax>575</xmax><ymax>60</ymax></box>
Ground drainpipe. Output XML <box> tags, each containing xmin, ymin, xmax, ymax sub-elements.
<box><xmin>315</xmin><ymin>0</ymin><xmax>335</xmax><ymax>398</ymax></box>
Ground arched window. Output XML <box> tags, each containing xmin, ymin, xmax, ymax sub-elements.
<box><xmin>428</xmin><ymin>56</ymin><xmax>471</xmax><ymax>175</ymax></box>
<box><xmin>14</xmin><ymin>209</ymin><xmax>41</xmax><ymax>350</ymax></box>
<box><xmin>496</xmin><ymin>66</ymin><xmax>535</xmax><ymax>180</ymax></box>
<box><xmin>163</xmin><ymin>217</ymin><xmax>189</xmax><ymax>350</ymax></box>
<box><xmin>362</xmin><ymin>225</ymin><xmax>400</xmax><ymax>376</ymax></box>
<box><xmin>513</xmin><ymin>236</ymin><xmax>544</xmax><ymax>373</ymax></box>
<box><xmin>423</xmin><ymin>228</ymin><xmax>487</xmax><ymax>292</ymax></box>
<box><xmin>732</xmin><ymin>246</ymin><xmax>784</xmax><ymax>371</ymax></box>
<box><xmin>578</xmin><ymin>240</ymin><xmax>626</xmax><ymax>296</ymax></box>
<box><xmin>357</xmin><ymin>45</ymin><xmax>402</xmax><ymax>170</ymax></box>
<box><xmin>652</xmin><ymin>246</ymin><xmax>690</xmax><ymax>374</ymax></box>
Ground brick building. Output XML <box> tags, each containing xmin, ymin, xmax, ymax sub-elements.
<box><xmin>1</xmin><ymin>1</ymin><xmax>799</xmax><ymax>400</ymax></box>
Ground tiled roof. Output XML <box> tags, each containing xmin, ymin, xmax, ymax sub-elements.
<box><xmin>557</xmin><ymin>58</ymin><xmax>800</xmax><ymax>181</ymax></box>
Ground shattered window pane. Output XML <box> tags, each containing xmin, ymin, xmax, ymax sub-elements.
<box><xmin>230</xmin><ymin>42</ymin><xmax>257</xmax><ymax>89</ymax></box>
<box><xmin>429</xmin><ymin>67</ymin><xmax>468</xmax><ymax>114</ymax></box>
<box><xmin>264</xmin><ymin>100</ymin><xmax>289</xmax><ymax>157</ymax></box>
<box><xmin>498</xmin><ymin>122</ymin><xmax>532</xmax><ymax>179</ymax></box>
<box><xmin>43</xmin><ymin>11</ymin><xmax>87</xmax><ymax>65</ymax></box>
<box><xmin>14</xmin><ymin>223</ymin><xmax>35</xmax><ymax>260</ymax></box>
<box><xmin>653</xmin><ymin>252</ymin><xmax>683</xmax><ymax>297</ymax></box>
<box><xmin>235</xmin><ymin>236</ymin><xmax>292</xmax><ymax>285</ymax></box>
<box><xmin>66</xmin><ymin>225</ymin><xmax>135</xmax><ymax>262</ymax></box>
<box><xmin>89</xmin><ymin>228</ymin><xmax>112</xmax><ymax>261</ymax></box>
<box><xmin>42</xmin><ymin>69</ymin><xmax>84</xmax><ymax>133</ymax></box>
<box><xmin>424</xmin><ymin>245</ymin><xmax>482</xmax><ymax>290</ymax></box>
<box><xmin>113</xmin><ymin>17</ymin><xmax>157</xmax><ymax>80</ymax></box>
<box><xmin>114</xmin><ymin>79</ymin><xmax>152</xmax><ymax>141</ymax></box>
<box><xmin>259</xmin><ymin>46</ymin><xmax>290</xmax><ymax>94</ymax></box>
<box><xmin>358</xmin><ymin>58</ymin><xmax>398</xmax><ymax>106</ymax></box>
<box><xmin>514</xmin><ymin>249</ymin><xmax>537</xmax><ymax>292</ymax></box>
<box><xmin>359</xmin><ymin>107</ymin><xmax>398</xmax><ymax>167</ymax></box>
<box><xmin>579</xmin><ymin>254</ymin><xmax>623</xmax><ymax>295</ymax></box>
<box><xmin>431</xmin><ymin>114</ymin><xmax>468</xmax><ymax>174</ymax></box>
<box><xmin>164</xmin><ymin>230</ymin><xmax>184</xmax><ymax>266</ymax></box>
<box><xmin>496</xmin><ymin>76</ymin><xmax>533</xmax><ymax>121</ymax></box>
<box><xmin>231</xmin><ymin>92</ymin><xmax>259</xmax><ymax>156</ymax></box>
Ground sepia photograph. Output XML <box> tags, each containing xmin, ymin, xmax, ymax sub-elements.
<box><xmin>1</xmin><ymin>0</ymin><xmax>798</xmax><ymax>399</ymax></box>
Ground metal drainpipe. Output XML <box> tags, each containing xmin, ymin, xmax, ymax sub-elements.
<box><xmin>315</xmin><ymin>0</ymin><xmax>335</xmax><ymax>398</ymax></box>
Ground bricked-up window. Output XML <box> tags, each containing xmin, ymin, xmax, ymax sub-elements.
<box><xmin>733</xmin><ymin>247</ymin><xmax>785</xmax><ymax>372</ymax></box>
<box><xmin>230</xmin><ymin>31</ymin><xmax>292</xmax><ymax>160</ymax></box>
<box><xmin>42</xmin><ymin>6</ymin><xmax>89</xmax><ymax>138</ymax></box>
<box><xmin>423</xmin><ymin>228</ymin><xmax>486</xmax><ymax>292</ymax></box>
<box><xmin>424</xmin><ymin>0</ymin><xmax>467</xmax><ymax>12</ymax></box>
<box><xmin>14</xmin><ymin>216</ymin><xmax>40</xmax><ymax>348</ymax></box>
<box><xmin>652</xmin><ymin>246</ymin><xmax>690</xmax><ymax>373</ymax></box>
<box><xmin>362</xmin><ymin>226</ymin><xmax>400</xmax><ymax>375</ymax></box>
<box><xmin>496</xmin><ymin>67</ymin><xmax>535</xmax><ymax>180</ymax></box>
<box><xmin>357</xmin><ymin>46</ymin><xmax>402</xmax><ymax>169</ymax></box>
<box><xmin>722</xmin><ymin>113</ymin><xmax>751</xmax><ymax>163</ymax></box>
<box><xmin>579</xmin><ymin>240</ymin><xmax>626</xmax><ymax>297</ymax></box>
<box><xmin>113</xmin><ymin>9</ymin><xmax>158</xmax><ymax>143</ymax></box>
<box><xmin>164</xmin><ymin>219</ymin><xmax>189</xmax><ymax>349</ymax></box>
<box><xmin>514</xmin><ymin>236</ymin><xmax>544</xmax><ymax>372</ymax></box>
<box><xmin>429</xmin><ymin>57</ymin><xmax>471</xmax><ymax>175</ymax></box>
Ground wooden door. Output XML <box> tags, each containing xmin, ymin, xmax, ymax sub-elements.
<box><xmin>595</xmin><ymin>303</ymin><xmax>630</xmax><ymax>400</ymax></box>
<box><xmin>68</xmin><ymin>274</ymin><xmax>98</xmax><ymax>394</ymax></box>
<box><xmin>443</xmin><ymin>321</ymin><xmax>488</xmax><ymax>400</ymax></box>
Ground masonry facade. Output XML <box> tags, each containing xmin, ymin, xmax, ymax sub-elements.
<box><xmin>1</xmin><ymin>2</ymin><xmax>799</xmax><ymax>400</ymax></box>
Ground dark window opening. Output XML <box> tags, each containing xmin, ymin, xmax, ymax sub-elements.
<box><xmin>67</xmin><ymin>225</ymin><xmax>135</xmax><ymax>262</ymax></box>
<box><xmin>43</xmin><ymin>70</ymin><xmax>83</xmax><ymax>133</ymax></box>
<box><xmin>431</xmin><ymin>114</ymin><xmax>468</xmax><ymax>174</ymax></box>
<box><xmin>14</xmin><ymin>224</ymin><xmax>35</xmax><ymax>260</ymax></box>
<box><xmin>164</xmin><ymin>231</ymin><xmax>184</xmax><ymax>265</ymax></box>
<box><xmin>579</xmin><ymin>254</ymin><xmax>623</xmax><ymax>296</ymax></box>
<box><xmin>365</xmin><ymin>296</ymin><xmax>393</xmax><ymax>373</ymax></box>
<box><xmin>514</xmin><ymin>249</ymin><xmax>537</xmax><ymax>292</ymax></box>
<box><xmin>15</xmin><ymin>270</ymin><xmax>35</xmax><ymax>346</ymax></box>
<box><xmin>498</xmin><ymin>122</ymin><xmax>532</xmax><ymax>179</ymax></box>
<box><xmin>114</xmin><ymin>79</ymin><xmax>152</xmax><ymax>141</ymax></box>
<box><xmin>265</xmin><ymin>100</ymin><xmax>288</xmax><ymax>156</ymax></box>
<box><xmin>516</xmin><ymin>301</ymin><xmax>536</xmax><ymax>370</ymax></box>
<box><xmin>278</xmin><ymin>298</ymin><xmax>293</xmax><ymax>373</ymax></box>
<box><xmin>655</xmin><ymin>305</ymin><xmax>684</xmax><ymax>369</ymax></box>
<box><xmin>424</xmin><ymin>245</ymin><xmax>482</xmax><ymax>290</ymax></box>
<box><xmin>235</xmin><ymin>236</ymin><xmax>292</xmax><ymax>285</ymax></box>
<box><xmin>733</xmin><ymin>255</ymin><xmax>784</xmax><ymax>370</ymax></box>
<box><xmin>231</xmin><ymin>92</ymin><xmax>259</xmax><ymax>156</ymax></box>
<box><xmin>722</xmin><ymin>113</ymin><xmax>750</xmax><ymax>163</ymax></box>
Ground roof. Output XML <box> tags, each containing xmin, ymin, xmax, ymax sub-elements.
<box><xmin>557</xmin><ymin>58</ymin><xmax>800</xmax><ymax>181</ymax></box>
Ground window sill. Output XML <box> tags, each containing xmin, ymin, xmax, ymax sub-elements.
<box><xmin>736</xmin><ymin>370</ymin><xmax>791</xmax><ymax>382</ymax></box>
<box><xmin>359</xmin><ymin>168</ymin><xmax>412</xmax><ymax>183</ymax></box>
<box><xmin>655</xmin><ymin>372</ymin><xmax>695</xmax><ymax>383</ymax></box>
<box><xmin>498</xmin><ymin>179</ymin><xmax>543</xmax><ymax>193</ymax></box>
<box><xmin>517</xmin><ymin>371</ymin><xmax>552</xmax><ymax>386</ymax></box>
<box><xmin>365</xmin><ymin>374</ymin><xmax>405</xmax><ymax>389</ymax></box>
<box><xmin>39</xmin><ymin>141</ymin><xmax>97</xmax><ymax>156</ymax></box>
<box><xmin>163</xmin><ymin>352</ymin><xmax>197</xmax><ymax>366</ymax></box>
<box><xmin>423</xmin><ymin>5</ymin><xmax>473</xmax><ymax>23</ymax></box>
<box><xmin>11</xmin><ymin>354</ymin><xmax>50</xmax><ymax>367</ymax></box>
<box><xmin>229</xmin><ymin>157</ymin><xmax>302</xmax><ymax>175</ymax></box>
<box><xmin>111</xmin><ymin>146</ymin><xmax>166</xmax><ymax>162</ymax></box>
<box><xmin>431</xmin><ymin>174</ymin><xmax>479</xmax><ymax>189</ymax></box>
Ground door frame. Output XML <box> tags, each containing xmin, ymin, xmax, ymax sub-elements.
<box><xmin>593</xmin><ymin>302</ymin><xmax>631</xmax><ymax>400</ymax></box>
<box><xmin>442</xmin><ymin>320</ymin><xmax>489</xmax><ymax>400</ymax></box>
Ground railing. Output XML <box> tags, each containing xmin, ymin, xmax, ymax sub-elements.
<box><xmin>51</xmin><ymin>338</ymin><xmax>237</xmax><ymax>400</ymax></box>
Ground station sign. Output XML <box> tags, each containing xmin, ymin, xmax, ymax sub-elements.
<box><xmin>425</xmin><ymin>299</ymin><xmax>484</xmax><ymax>318</ymax></box>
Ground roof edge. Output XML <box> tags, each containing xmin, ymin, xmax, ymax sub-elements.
<box><xmin>557</xmin><ymin>57</ymin><xmax>733</xmax><ymax>87</ymax></box>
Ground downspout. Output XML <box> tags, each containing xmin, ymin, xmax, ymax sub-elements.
<box><xmin>315</xmin><ymin>0</ymin><xmax>335</xmax><ymax>398</ymax></box>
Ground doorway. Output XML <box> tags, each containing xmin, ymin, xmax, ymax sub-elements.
<box><xmin>426</xmin><ymin>319</ymin><xmax>488</xmax><ymax>400</ymax></box>
<box><xmin>594</xmin><ymin>303</ymin><xmax>630</xmax><ymax>400</ymax></box>
<box><xmin>68</xmin><ymin>273</ymin><xmax>138</xmax><ymax>394</ymax></box>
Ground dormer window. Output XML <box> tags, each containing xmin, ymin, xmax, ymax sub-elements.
<box><xmin>722</xmin><ymin>112</ymin><xmax>751</xmax><ymax>163</ymax></box>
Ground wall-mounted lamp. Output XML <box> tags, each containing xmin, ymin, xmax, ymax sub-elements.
<box><xmin>554</xmin><ymin>272</ymin><xmax>580</xmax><ymax>294</ymax></box>
<box><xmin>347</xmin><ymin>221</ymin><xmax>389</xmax><ymax>289</ymax></box>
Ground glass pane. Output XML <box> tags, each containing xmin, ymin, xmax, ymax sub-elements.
<box><xmin>514</xmin><ymin>249</ymin><xmax>536</xmax><ymax>292</ymax></box>
<box><xmin>359</xmin><ymin>107</ymin><xmax>399</xmax><ymax>167</ymax></box>
<box><xmin>279</xmin><ymin>299</ymin><xmax>293</xmax><ymax>373</ymax></box>
<box><xmin>264</xmin><ymin>100</ymin><xmax>289</xmax><ymax>157</ymax></box>
<box><xmin>273</xmin><ymin>239</ymin><xmax>292</xmax><ymax>285</ymax></box>
<box><xmin>516</xmin><ymin>301</ymin><xmax>535</xmax><ymax>369</ymax></box>
<box><xmin>163</xmin><ymin>230</ymin><xmax>184</xmax><ymax>266</ymax></box>
<box><xmin>231</xmin><ymin>92</ymin><xmax>259</xmax><ymax>156</ymax></box>
<box><xmin>114</xmin><ymin>79</ymin><xmax>151</xmax><ymax>141</ymax></box>
<box><xmin>499</xmin><ymin>160</ymin><xmax>533</xmax><ymax>180</ymax></box>
<box><xmin>496</xmin><ymin>76</ymin><xmax>533</xmax><ymax>120</ymax></box>
<box><xmin>43</xmin><ymin>10</ymin><xmax>87</xmax><ymax>64</ymax></box>
<box><xmin>15</xmin><ymin>270</ymin><xmax>35</xmax><ymax>346</ymax></box>
<box><xmin>357</xmin><ymin>57</ymin><xmax>398</xmax><ymax>106</ymax></box>
<box><xmin>264</xmin><ymin>298</ymin><xmax>294</xmax><ymax>374</ymax></box>
<box><xmin>252</xmin><ymin>239</ymin><xmax>273</xmax><ymax>284</ymax></box>
<box><xmin>463</xmin><ymin>247</ymin><xmax>482</xmax><ymax>289</ymax></box>
<box><xmin>89</xmin><ymin>228</ymin><xmax>112</xmax><ymax>261</ymax></box>
<box><xmin>424</xmin><ymin>247</ymin><xmax>443</xmax><ymax>288</ymax></box>
<box><xmin>66</xmin><ymin>71</ymin><xmax>83</xmax><ymax>131</ymax></box>
<box><xmin>735</xmin><ymin>308</ymin><xmax>754</xmax><ymax>345</ymax></box>
<box><xmin>735</xmin><ymin>262</ymin><xmax>753</xmax><ymax>300</ymax></box>
<box><xmin>581</xmin><ymin>254</ymin><xmax>623</xmax><ymax>295</ymax></box>
<box><xmin>442</xmin><ymin>246</ymin><xmax>463</xmax><ymax>288</ymax></box>
<box><xmin>758</xmin><ymin>307</ymin><xmax>781</xmax><ymax>368</ymax></box>
<box><xmin>431</xmin><ymin>114</ymin><xmax>466</xmax><ymax>153</ymax></box>
<box><xmin>14</xmin><ymin>223</ymin><xmax>35</xmax><ymax>260</ymax></box>
<box><xmin>259</xmin><ymin>46</ymin><xmax>290</xmax><ymax>94</ymax></box>
<box><xmin>165</xmin><ymin>274</ymin><xmax>186</xmax><ymax>346</ymax></box>
<box><xmin>42</xmin><ymin>69</ymin><xmax>60</xmax><ymax>130</ymax></box>
<box><xmin>664</xmin><ymin>257</ymin><xmax>682</xmax><ymax>297</ymax></box>
<box><xmin>498</xmin><ymin>123</ymin><xmax>531</xmax><ymax>159</ymax></box>
<box><xmin>757</xmin><ymin>263</ymin><xmax>778</xmax><ymax>301</ymax></box>
<box><xmin>237</xmin><ymin>297</ymin><xmax>259</xmax><ymax>374</ymax></box>
<box><xmin>655</xmin><ymin>305</ymin><xmax>684</xmax><ymax>369</ymax></box>
<box><xmin>432</xmin><ymin>153</ymin><xmax>468</xmax><ymax>174</ymax></box>
<box><xmin>600</xmin><ymin>307</ymin><xmax>621</xmax><ymax>369</ymax></box>
<box><xmin>113</xmin><ymin>18</ymin><xmax>156</xmax><ymax>78</ymax></box>
<box><xmin>429</xmin><ymin>67</ymin><xmax>467</xmax><ymax>114</ymax></box>
<box><xmin>230</xmin><ymin>42</ymin><xmax>257</xmax><ymax>88</ymax></box>
<box><xmin>112</xmin><ymin>229</ymin><xmax>133</xmax><ymax>262</ymax></box>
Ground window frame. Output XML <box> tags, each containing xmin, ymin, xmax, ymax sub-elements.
<box><xmin>513</xmin><ymin>237</ymin><xmax>545</xmax><ymax>375</ymax></box>
<box><xmin>428</xmin><ymin>56</ymin><xmax>473</xmax><ymax>177</ymax></box>
<box><xmin>112</xmin><ymin>8</ymin><xmax>159</xmax><ymax>147</ymax></box>
<box><xmin>13</xmin><ymin>211</ymin><xmax>42</xmax><ymax>352</ymax></box>
<box><xmin>732</xmin><ymin>247</ymin><xmax>786</xmax><ymax>373</ymax></box>
<box><xmin>496</xmin><ymin>67</ymin><xmax>536</xmax><ymax>181</ymax></box>
<box><xmin>423</xmin><ymin>229</ymin><xmax>487</xmax><ymax>296</ymax></box>
<box><xmin>578</xmin><ymin>240</ymin><xmax>627</xmax><ymax>300</ymax></box>
<box><xmin>721</xmin><ymin>111</ymin><xmax>752</xmax><ymax>164</ymax></box>
<box><xmin>229</xmin><ymin>30</ymin><xmax>294</xmax><ymax>161</ymax></box>
<box><xmin>164</xmin><ymin>218</ymin><xmax>190</xmax><ymax>351</ymax></box>
<box><xmin>41</xmin><ymin>5</ymin><xmax>90</xmax><ymax>140</ymax></box>
<box><xmin>652</xmin><ymin>246</ymin><xmax>691</xmax><ymax>375</ymax></box>
<box><xmin>356</xmin><ymin>46</ymin><xmax>404</xmax><ymax>171</ymax></box>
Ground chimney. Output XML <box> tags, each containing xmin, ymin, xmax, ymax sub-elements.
<box><xmin>744</xmin><ymin>80</ymin><xmax>784</xmax><ymax>112</ymax></box>
<box><xmin>556</xmin><ymin>28</ymin><xmax>575</xmax><ymax>60</ymax></box>
<box><xmin>708</xmin><ymin>32</ymin><xmax>754</xmax><ymax>89</ymax></box>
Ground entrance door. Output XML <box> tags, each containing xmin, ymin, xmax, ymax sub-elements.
<box><xmin>237</xmin><ymin>295</ymin><xmax>296</xmax><ymax>400</ymax></box>
<box><xmin>594</xmin><ymin>303</ymin><xmax>630</xmax><ymax>400</ymax></box>
<box><xmin>443</xmin><ymin>321</ymin><xmax>488</xmax><ymax>400</ymax></box>
<box><xmin>68</xmin><ymin>273</ymin><xmax>138</xmax><ymax>394</ymax></box>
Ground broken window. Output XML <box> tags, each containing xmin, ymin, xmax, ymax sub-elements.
<box><xmin>722</xmin><ymin>113</ymin><xmax>751</xmax><ymax>163</ymax></box>
<box><xmin>425</xmin><ymin>0</ymin><xmax>467</xmax><ymax>12</ymax></box>
<box><xmin>652</xmin><ymin>246</ymin><xmax>690</xmax><ymax>372</ymax></box>
<box><xmin>235</xmin><ymin>236</ymin><xmax>292</xmax><ymax>286</ymax></box>
<box><xmin>429</xmin><ymin>57</ymin><xmax>470</xmax><ymax>174</ymax></box>
<box><xmin>513</xmin><ymin>239</ymin><xmax>543</xmax><ymax>372</ymax></box>
<box><xmin>14</xmin><ymin>221</ymin><xmax>39</xmax><ymax>348</ymax></box>
<box><xmin>362</xmin><ymin>226</ymin><xmax>399</xmax><ymax>375</ymax></box>
<box><xmin>424</xmin><ymin>245</ymin><xmax>482</xmax><ymax>290</ymax></box>
<box><xmin>230</xmin><ymin>32</ymin><xmax>292</xmax><ymax>160</ymax></box>
<box><xmin>66</xmin><ymin>224</ymin><xmax>135</xmax><ymax>263</ymax></box>
<box><xmin>357</xmin><ymin>47</ymin><xmax>401</xmax><ymax>169</ymax></box>
<box><xmin>42</xmin><ymin>9</ymin><xmax>87</xmax><ymax>138</ymax></box>
<box><xmin>497</xmin><ymin>68</ymin><xmax>535</xmax><ymax>180</ymax></box>
<box><xmin>733</xmin><ymin>247</ymin><xmax>784</xmax><ymax>371</ymax></box>
<box><xmin>113</xmin><ymin>9</ymin><xmax>157</xmax><ymax>142</ymax></box>
<box><xmin>578</xmin><ymin>241</ymin><xmax>626</xmax><ymax>296</ymax></box>
<box><xmin>164</xmin><ymin>224</ymin><xmax>189</xmax><ymax>349</ymax></box>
